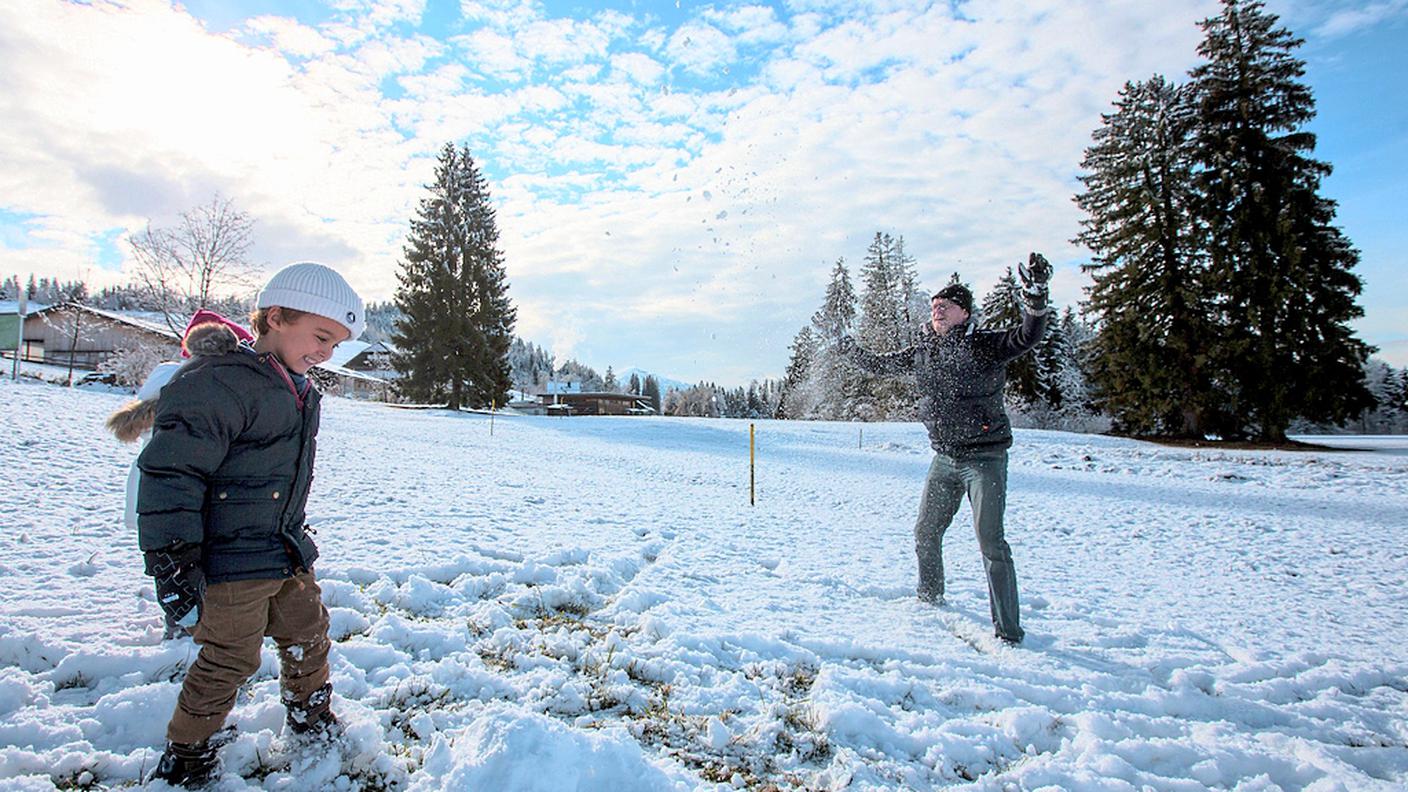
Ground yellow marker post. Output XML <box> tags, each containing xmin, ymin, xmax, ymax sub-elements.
<box><xmin>749</xmin><ymin>422</ymin><xmax>756</xmax><ymax>506</ymax></box>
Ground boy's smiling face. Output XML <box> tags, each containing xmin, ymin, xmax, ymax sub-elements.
<box><xmin>261</xmin><ymin>308</ymin><xmax>351</xmax><ymax>374</ymax></box>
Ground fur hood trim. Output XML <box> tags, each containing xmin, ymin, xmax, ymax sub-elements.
<box><xmin>107</xmin><ymin>399</ymin><xmax>159</xmax><ymax>444</ymax></box>
<box><xmin>183</xmin><ymin>321</ymin><xmax>241</xmax><ymax>358</ymax></box>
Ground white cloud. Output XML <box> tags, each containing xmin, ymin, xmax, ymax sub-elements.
<box><xmin>519</xmin><ymin>18</ymin><xmax>611</xmax><ymax>63</ymax></box>
<box><xmin>459</xmin><ymin>0</ymin><xmax>540</xmax><ymax>29</ymax></box>
<box><xmin>453</xmin><ymin>29</ymin><xmax>530</xmax><ymax>80</ymax></box>
<box><xmin>703</xmin><ymin>5</ymin><xmax>790</xmax><ymax>46</ymax></box>
<box><xmin>245</xmin><ymin>16</ymin><xmax>337</xmax><ymax>58</ymax></box>
<box><xmin>1313</xmin><ymin>0</ymin><xmax>1408</xmax><ymax>37</ymax></box>
<box><xmin>666</xmin><ymin>22</ymin><xmax>737</xmax><ymax>77</ymax></box>
<box><xmin>610</xmin><ymin>52</ymin><xmax>665</xmax><ymax>86</ymax></box>
<box><xmin>0</xmin><ymin>0</ymin><xmax>1397</xmax><ymax>384</ymax></box>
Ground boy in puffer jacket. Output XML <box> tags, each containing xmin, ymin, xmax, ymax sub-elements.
<box><xmin>137</xmin><ymin>262</ymin><xmax>364</xmax><ymax>788</ymax></box>
<box><xmin>107</xmin><ymin>310</ymin><xmax>254</xmax><ymax>639</ymax></box>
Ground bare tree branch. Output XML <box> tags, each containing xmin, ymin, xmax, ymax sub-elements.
<box><xmin>129</xmin><ymin>194</ymin><xmax>258</xmax><ymax>333</ymax></box>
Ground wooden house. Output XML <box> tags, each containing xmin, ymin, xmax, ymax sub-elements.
<box><xmin>19</xmin><ymin>303</ymin><xmax>179</xmax><ymax>368</ymax></box>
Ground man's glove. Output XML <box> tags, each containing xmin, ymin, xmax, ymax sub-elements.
<box><xmin>145</xmin><ymin>542</ymin><xmax>205</xmax><ymax>630</ymax></box>
<box><xmin>1018</xmin><ymin>252</ymin><xmax>1052</xmax><ymax>311</ymax></box>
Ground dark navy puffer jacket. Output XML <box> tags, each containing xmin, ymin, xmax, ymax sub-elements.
<box><xmin>850</xmin><ymin>310</ymin><xmax>1049</xmax><ymax>455</ymax></box>
<box><xmin>136</xmin><ymin>325</ymin><xmax>322</xmax><ymax>583</ymax></box>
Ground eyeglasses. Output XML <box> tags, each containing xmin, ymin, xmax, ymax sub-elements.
<box><xmin>932</xmin><ymin>299</ymin><xmax>962</xmax><ymax>312</ymax></box>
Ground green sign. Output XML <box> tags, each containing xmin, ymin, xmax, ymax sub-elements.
<box><xmin>0</xmin><ymin>314</ymin><xmax>18</xmax><ymax>351</ymax></box>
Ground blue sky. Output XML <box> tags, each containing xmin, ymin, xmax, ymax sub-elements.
<box><xmin>1</xmin><ymin>0</ymin><xmax>1404</xmax><ymax>384</ymax></box>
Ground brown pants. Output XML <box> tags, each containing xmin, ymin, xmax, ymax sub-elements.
<box><xmin>167</xmin><ymin>572</ymin><xmax>332</xmax><ymax>745</ymax></box>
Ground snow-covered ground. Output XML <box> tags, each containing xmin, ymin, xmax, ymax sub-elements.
<box><xmin>2</xmin><ymin>375</ymin><xmax>1405</xmax><ymax>791</ymax></box>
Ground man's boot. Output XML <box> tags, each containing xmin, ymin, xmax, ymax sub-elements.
<box><xmin>148</xmin><ymin>739</ymin><xmax>219</xmax><ymax>788</ymax></box>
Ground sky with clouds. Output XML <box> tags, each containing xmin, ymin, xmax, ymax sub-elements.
<box><xmin>2</xmin><ymin>0</ymin><xmax>1405</xmax><ymax>384</ymax></box>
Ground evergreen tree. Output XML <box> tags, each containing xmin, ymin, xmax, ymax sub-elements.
<box><xmin>392</xmin><ymin>143</ymin><xmax>516</xmax><ymax>410</ymax></box>
<box><xmin>778</xmin><ymin>325</ymin><xmax>818</xmax><ymax>419</ymax></box>
<box><xmin>1397</xmin><ymin>368</ymin><xmax>1408</xmax><ymax>418</ymax></box>
<box><xmin>856</xmin><ymin>233</ymin><xmax>920</xmax><ymax>417</ymax></box>
<box><xmin>857</xmin><ymin>233</ymin><xmax>908</xmax><ymax>352</ymax></box>
<box><xmin>1035</xmin><ymin>315</ymin><xmax>1069</xmax><ymax>411</ymax></box>
<box><xmin>895</xmin><ymin>237</ymin><xmax>928</xmax><ymax>348</ymax></box>
<box><xmin>643</xmin><ymin>375</ymin><xmax>662</xmax><ymax>414</ymax></box>
<box><xmin>812</xmin><ymin>259</ymin><xmax>856</xmax><ymax>342</ymax></box>
<box><xmin>1190</xmin><ymin>0</ymin><xmax>1372</xmax><ymax>440</ymax></box>
<box><xmin>555</xmin><ymin>359</ymin><xmax>604</xmax><ymax>391</ymax></box>
<box><xmin>805</xmin><ymin>259</ymin><xmax>863</xmax><ymax>419</ymax></box>
<box><xmin>1076</xmin><ymin>75</ymin><xmax>1218</xmax><ymax>437</ymax></box>
<box><xmin>628</xmin><ymin>372</ymin><xmax>641</xmax><ymax>395</ymax></box>
<box><xmin>362</xmin><ymin>301</ymin><xmax>404</xmax><ymax>346</ymax></box>
<box><xmin>1357</xmin><ymin>359</ymin><xmax>1401</xmax><ymax>433</ymax></box>
<box><xmin>507</xmin><ymin>338</ymin><xmax>554</xmax><ymax>392</ymax></box>
<box><xmin>604</xmin><ymin>366</ymin><xmax>618</xmax><ymax>392</ymax></box>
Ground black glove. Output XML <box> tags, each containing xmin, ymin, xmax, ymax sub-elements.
<box><xmin>1018</xmin><ymin>252</ymin><xmax>1052</xmax><ymax>311</ymax></box>
<box><xmin>145</xmin><ymin>542</ymin><xmax>205</xmax><ymax>631</ymax></box>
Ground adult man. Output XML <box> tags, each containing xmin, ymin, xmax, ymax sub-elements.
<box><xmin>841</xmin><ymin>253</ymin><xmax>1052</xmax><ymax>644</ymax></box>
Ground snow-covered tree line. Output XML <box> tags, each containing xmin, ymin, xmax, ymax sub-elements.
<box><xmin>1292</xmin><ymin>358</ymin><xmax>1408</xmax><ymax>435</ymax></box>
<box><xmin>1075</xmin><ymin>0</ymin><xmax>1374</xmax><ymax>441</ymax></box>
<box><xmin>776</xmin><ymin>233</ymin><xmax>1102</xmax><ymax>430</ymax></box>
<box><xmin>663</xmin><ymin>380</ymin><xmax>782</xmax><ymax>419</ymax></box>
<box><xmin>2</xmin><ymin>276</ymin><xmax>90</xmax><ymax>305</ymax></box>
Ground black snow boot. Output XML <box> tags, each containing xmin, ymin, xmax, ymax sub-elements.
<box><xmin>148</xmin><ymin>739</ymin><xmax>219</xmax><ymax>788</ymax></box>
<box><xmin>284</xmin><ymin>682</ymin><xmax>339</xmax><ymax>736</ymax></box>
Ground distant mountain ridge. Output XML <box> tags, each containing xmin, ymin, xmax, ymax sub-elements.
<box><xmin>617</xmin><ymin>367</ymin><xmax>692</xmax><ymax>393</ymax></box>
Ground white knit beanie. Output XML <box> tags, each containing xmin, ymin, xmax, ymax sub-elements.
<box><xmin>257</xmin><ymin>262</ymin><xmax>365</xmax><ymax>340</ymax></box>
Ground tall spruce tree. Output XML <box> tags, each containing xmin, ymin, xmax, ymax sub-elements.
<box><xmin>857</xmin><ymin>233</ymin><xmax>921</xmax><ymax>417</ymax></box>
<box><xmin>857</xmin><ymin>233</ymin><xmax>914</xmax><ymax>351</ymax></box>
<box><xmin>807</xmin><ymin>259</ymin><xmax>863</xmax><ymax>419</ymax></box>
<box><xmin>392</xmin><ymin>143</ymin><xmax>516</xmax><ymax>410</ymax></box>
<box><xmin>778</xmin><ymin>325</ymin><xmax>818</xmax><ymax>419</ymax></box>
<box><xmin>1190</xmin><ymin>0</ymin><xmax>1371</xmax><ymax>440</ymax></box>
<box><xmin>643</xmin><ymin>375</ymin><xmax>662</xmax><ymax>414</ymax></box>
<box><xmin>1075</xmin><ymin>75</ymin><xmax>1218</xmax><ymax>436</ymax></box>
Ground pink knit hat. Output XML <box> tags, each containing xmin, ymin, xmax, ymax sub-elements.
<box><xmin>182</xmin><ymin>309</ymin><xmax>253</xmax><ymax>358</ymax></box>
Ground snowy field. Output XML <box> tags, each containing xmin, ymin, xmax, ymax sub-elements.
<box><xmin>2</xmin><ymin>375</ymin><xmax>1406</xmax><ymax>791</ymax></box>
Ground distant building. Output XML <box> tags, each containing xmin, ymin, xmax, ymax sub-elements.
<box><xmin>10</xmin><ymin>302</ymin><xmax>396</xmax><ymax>400</ymax></box>
<box><xmin>535</xmin><ymin>389</ymin><xmax>654</xmax><ymax>416</ymax></box>
<box><xmin>340</xmin><ymin>340</ymin><xmax>398</xmax><ymax>380</ymax></box>
<box><xmin>16</xmin><ymin>303</ymin><xmax>179</xmax><ymax>368</ymax></box>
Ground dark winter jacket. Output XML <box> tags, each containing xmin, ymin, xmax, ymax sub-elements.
<box><xmin>136</xmin><ymin>324</ymin><xmax>323</xmax><ymax>584</ymax></box>
<box><xmin>849</xmin><ymin>310</ymin><xmax>1050</xmax><ymax>455</ymax></box>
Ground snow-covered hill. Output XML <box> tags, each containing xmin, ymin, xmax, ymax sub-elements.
<box><xmin>1</xmin><ymin>376</ymin><xmax>1405</xmax><ymax>790</ymax></box>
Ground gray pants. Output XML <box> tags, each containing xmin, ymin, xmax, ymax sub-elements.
<box><xmin>915</xmin><ymin>448</ymin><xmax>1023</xmax><ymax>641</ymax></box>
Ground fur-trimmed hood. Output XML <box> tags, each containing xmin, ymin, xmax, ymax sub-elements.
<box><xmin>106</xmin><ymin>321</ymin><xmax>243</xmax><ymax>443</ymax></box>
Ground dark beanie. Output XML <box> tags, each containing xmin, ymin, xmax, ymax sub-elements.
<box><xmin>933</xmin><ymin>284</ymin><xmax>974</xmax><ymax>315</ymax></box>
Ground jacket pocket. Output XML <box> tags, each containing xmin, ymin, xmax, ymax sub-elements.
<box><xmin>205</xmin><ymin>477</ymin><xmax>288</xmax><ymax>540</ymax></box>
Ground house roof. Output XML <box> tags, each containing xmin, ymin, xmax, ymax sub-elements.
<box><xmin>341</xmin><ymin>340</ymin><xmax>397</xmax><ymax>366</ymax></box>
<box><xmin>540</xmin><ymin>391</ymin><xmax>646</xmax><ymax>401</ymax></box>
<box><xmin>326</xmin><ymin>340</ymin><xmax>371</xmax><ymax>368</ymax></box>
<box><xmin>316</xmin><ymin>360</ymin><xmax>390</xmax><ymax>384</ymax></box>
<box><xmin>28</xmin><ymin>302</ymin><xmax>180</xmax><ymax>339</ymax></box>
<box><xmin>1</xmin><ymin>301</ymin><xmax>50</xmax><ymax>315</ymax></box>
